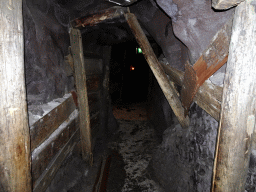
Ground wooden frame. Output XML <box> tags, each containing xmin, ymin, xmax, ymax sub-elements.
<box><xmin>125</xmin><ymin>13</ymin><xmax>190</xmax><ymax>128</ymax></box>
<box><xmin>0</xmin><ymin>1</ymin><xmax>32</xmax><ymax>191</ymax></box>
<box><xmin>70</xmin><ymin>28</ymin><xmax>93</xmax><ymax>163</ymax></box>
<box><xmin>212</xmin><ymin>1</ymin><xmax>256</xmax><ymax>191</ymax></box>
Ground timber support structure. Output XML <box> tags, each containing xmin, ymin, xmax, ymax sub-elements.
<box><xmin>0</xmin><ymin>0</ymin><xmax>32</xmax><ymax>191</ymax></box>
<box><xmin>212</xmin><ymin>1</ymin><xmax>256</xmax><ymax>191</ymax></box>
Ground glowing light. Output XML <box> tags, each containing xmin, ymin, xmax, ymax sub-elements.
<box><xmin>136</xmin><ymin>47</ymin><xmax>142</xmax><ymax>54</ymax></box>
<box><xmin>130</xmin><ymin>65</ymin><xmax>135</xmax><ymax>71</ymax></box>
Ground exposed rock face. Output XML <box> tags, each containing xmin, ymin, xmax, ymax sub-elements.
<box><xmin>156</xmin><ymin>0</ymin><xmax>234</xmax><ymax>63</ymax></box>
<box><xmin>150</xmin><ymin>104</ymin><xmax>218</xmax><ymax>191</ymax></box>
<box><xmin>23</xmin><ymin>0</ymin><xmax>72</xmax><ymax>104</ymax></box>
<box><xmin>131</xmin><ymin>1</ymin><xmax>189</xmax><ymax>71</ymax></box>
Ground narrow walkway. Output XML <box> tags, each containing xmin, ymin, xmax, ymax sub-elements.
<box><xmin>107</xmin><ymin>119</ymin><xmax>163</xmax><ymax>191</ymax></box>
<box><xmin>46</xmin><ymin>103</ymin><xmax>163</xmax><ymax>191</ymax></box>
<box><xmin>106</xmin><ymin>103</ymin><xmax>163</xmax><ymax>191</ymax></box>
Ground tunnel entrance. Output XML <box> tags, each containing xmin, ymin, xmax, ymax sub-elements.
<box><xmin>109</xmin><ymin>41</ymin><xmax>150</xmax><ymax>105</ymax></box>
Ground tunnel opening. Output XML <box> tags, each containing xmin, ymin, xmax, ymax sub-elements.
<box><xmin>109</xmin><ymin>41</ymin><xmax>150</xmax><ymax>106</ymax></box>
<box><xmin>3</xmin><ymin>1</ymin><xmax>256</xmax><ymax>192</ymax></box>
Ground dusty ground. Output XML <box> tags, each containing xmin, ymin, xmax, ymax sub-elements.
<box><xmin>46</xmin><ymin>102</ymin><xmax>163</xmax><ymax>192</ymax></box>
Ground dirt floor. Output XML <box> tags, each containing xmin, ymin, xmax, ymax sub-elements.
<box><xmin>46</xmin><ymin>102</ymin><xmax>163</xmax><ymax>192</ymax></box>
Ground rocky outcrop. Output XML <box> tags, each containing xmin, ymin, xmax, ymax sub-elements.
<box><xmin>150</xmin><ymin>105</ymin><xmax>218</xmax><ymax>191</ymax></box>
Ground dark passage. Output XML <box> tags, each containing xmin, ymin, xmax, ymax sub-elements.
<box><xmin>109</xmin><ymin>41</ymin><xmax>150</xmax><ymax>105</ymax></box>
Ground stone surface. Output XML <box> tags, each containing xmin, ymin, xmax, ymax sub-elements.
<box><xmin>156</xmin><ymin>0</ymin><xmax>234</xmax><ymax>63</ymax></box>
<box><xmin>150</xmin><ymin>104</ymin><xmax>218</xmax><ymax>191</ymax></box>
<box><xmin>23</xmin><ymin>0</ymin><xmax>73</xmax><ymax>104</ymax></box>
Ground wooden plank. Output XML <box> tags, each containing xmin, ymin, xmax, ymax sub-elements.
<box><xmin>181</xmin><ymin>17</ymin><xmax>233</xmax><ymax>116</ymax></box>
<box><xmin>70</xmin><ymin>28</ymin><xmax>92</xmax><ymax>162</ymax></box>
<box><xmin>0</xmin><ymin>1</ymin><xmax>32</xmax><ymax>191</ymax></box>
<box><xmin>212</xmin><ymin>1</ymin><xmax>256</xmax><ymax>191</ymax></box>
<box><xmin>92</xmin><ymin>153</ymin><xmax>112</xmax><ymax>192</ymax></box>
<box><xmin>31</xmin><ymin>110</ymin><xmax>78</xmax><ymax>186</ymax></box>
<box><xmin>71</xmin><ymin>6</ymin><xmax>128</xmax><ymax>28</ymax></box>
<box><xmin>101</xmin><ymin>46</ymin><xmax>112</xmax><ymax>136</ymax></box>
<box><xmin>87</xmin><ymin>75</ymin><xmax>101</xmax><ymax>92</ymax></box>
<box><xmin>161</xmin><ymin>63</ymin><xmax>222</xmax><ymax>121</ymax></box>
<box><xmin>33</xmin><ymin>128</ymin><xmax>80</xmax><ymax>192</ymax></box>
<box><xmin>30</xmin><ymin>95</ymin><xmax>76</xmax><ymax>151</ymax></box>
<box><xmin>125</xmin><ymin>13</ymin><xmax>190</xmax><ymax>128</ymax></box>
<box><xmin>212</xmin><ymin>0</ymin><xmax>245</xmax><ymax>9</ymax></box>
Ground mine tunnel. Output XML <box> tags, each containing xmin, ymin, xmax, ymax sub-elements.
<box><xmin>1</xmin><ymin>0</ymin><xmax>256</xmax><ymax>192</ymax></box>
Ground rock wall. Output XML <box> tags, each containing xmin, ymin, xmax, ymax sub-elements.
<box><xmin>148</xmin><ymin>64</ymin><xmax>256</xmax><ymax>191</ymax></box>
<box><xmin>150</xmin><ymin>104</ymin><xmax>218</xmax><ymax>191</ymax></box>
<box><xmin>156</xmin><ymin>0</ymin><xmax>234</xmax><ymax>64</ymax></box>
<box><xmin>23</xmin><ymin>0</ymin><xmax>73</xmax><ymax>105</ymax></box>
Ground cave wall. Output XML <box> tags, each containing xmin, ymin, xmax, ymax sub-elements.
<box><xmin>147</xmin><ymin>57</ymin><xmax>256</xmax><ymax>192</ymax></box>
<box><xmin>23</xmin><ymin>0</ymin><xmax>72</xmax><ymax>105</ymax></box>
<box><xmin>22</xmin><ymin>0</ymin><xmax>256</xmax><ymax>191</ymax></box>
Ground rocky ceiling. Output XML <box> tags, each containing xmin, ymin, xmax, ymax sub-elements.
<box><xmin>23</xmin><ymin>0</ymin><xmax>234</xmax><ymax>104</ymax></box>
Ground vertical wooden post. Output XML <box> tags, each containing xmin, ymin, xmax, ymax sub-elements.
<box><xmin>212</xmin><ymin>1</ymin><xmax>256</xmax><ymax>191</ymax></box>
<box><xmin>0</xmin><ymin>0</ymin><xmax>32</xmax><ymax>191</ymax></box>
<box><xmin>102</xmin><ymin>46</ymin><xmax>111</xmax><ymax>132</ymax></box>
<box><xmin>70</xmin><ymin>28</ymin><xmax>92</xmax><ymax>163</ymax></box>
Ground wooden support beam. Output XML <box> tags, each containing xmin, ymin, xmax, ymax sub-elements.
<box><xmin>31</xmin><ymin>110</ymin><xmax>78</xmax><ymax>186</ymax></box>
<box><xmin>101</xmin><ymin>46</ymin><xmax>111</xmax><ymax>132</ymax></box>
<box><xmin>30</xmin><ymin>94</ymin><xmax>76</xmax><ymax>151</ymax></box>
<box><xmin>181</xmin><ymin>17</ymin><xmax>233</xmax><ymax>116</ymax></box>
<box><xmin>125</xmin><ymin>13</ymin><xmax>189</xmax><ymax>128</ymax></box>
<box><xmin>33</xmin><ymin>128</ymin><xmax>80</xmax><ymax>192</ymax></box>
<box><xmin>161</xmin><ymin>64</ymin><xmax>222</xmax><ymax>121</ymax></box>
<box><xmin>71</xmin><ymin>6</ymin><xmax>128</xmax><ymax>28</ymax></box>
<box><xmin>70</xmin><ymin>28</ymin><xmax>92</xmax><ymax>163</ymax></box>
<box><xmin>212</xmin><ymin>0</ymin><xmax>245</xmax><ymax>9</ymax></box>
<box><xmin>0</xmin><ymin>1</ymin><xmax>32</xmax><ymax>191</ymax></box>
<box><xmin>212</xmin><ymin>1</ymin><xmax>256</xmax><ymax>191</ymax></box>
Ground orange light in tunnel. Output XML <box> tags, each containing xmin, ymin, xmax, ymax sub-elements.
<box><xmin>130</xmin><ymin>65</ymin><xmax>135</xmax><ymax>71</ymax></box>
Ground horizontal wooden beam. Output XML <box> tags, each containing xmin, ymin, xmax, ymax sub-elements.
<box><xmin>212</xmin><ymin>0</ymin><xmax>245</xmax><ymax>9</ymax></box>
<box><xmin>33</xmin><ymin>128</ymin><xmax>80</xmax><ymax>192</ymax></box>
<box><xmin>125</xmin><ymin>13</ymin><xmax>190</xmax><ymax>128</ymax></box>
<box><xmin>71</xmin><ymin>6</ymin><xmax>128</xmax><ymax>28</ymax></box>
<box><xmin>31</xmin><ymin>110</ymin><xmax>78</xmax><ymax>186</ymax></box>
<box><xmin>30</xmin><ymin>94</ymin><xmax>76</xmax><ymax>152</ymax></box>
<box><xmin>161</xmin><ymin>63</ymin><xmax>222</xmax><ymax>121</ymax></box>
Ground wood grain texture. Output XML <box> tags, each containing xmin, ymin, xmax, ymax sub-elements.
<box><xmin>71</xmin><ymin>6</ymin><xmax>128</xmax><ymax>28</ymax></box>
<box><xmin>31</xmin><ymin>112</ymin><xmax>78</xmax><ymax>186</ymax></box>
<box><xmin>70</xmin><ymin>28</ymin><xmax>92</xmax><ymax>162</ymax></box>
<box><xmin>33</xmin><ymin>128</ymin><xmax>80</xmax><ymax>192</ymax></box>
<box><xmin>30</xmin><ymin>95</ymin><xmax>76</xmax><ymax>151</ymax></box>
<box><xmin>212</xmin><ymin>1</ymin><xmax>256</xmax><ymax>191</ymax></box>
<box><xmin>0</xmin><ymin>1</ymin><xmax>32</xmax><ymax>191</ymax></box>
<box><xmin>212</xmin><ymin>0</ymin><xmax>245</xmax><ymax>9</ymax></box>
<box><xmin>161</xmin><ymin>63</ymin><xmax>222</xmax><ymax>121</ymax></box>
<box><xmin>125</xmin><ymin>13</ymin><xmax>189</xmax><ymax>128</ymax></box>
<box><xmin>181</xmin><ymin>17</ymin><xmax>233</xmax><ymax>116</ymax></box>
